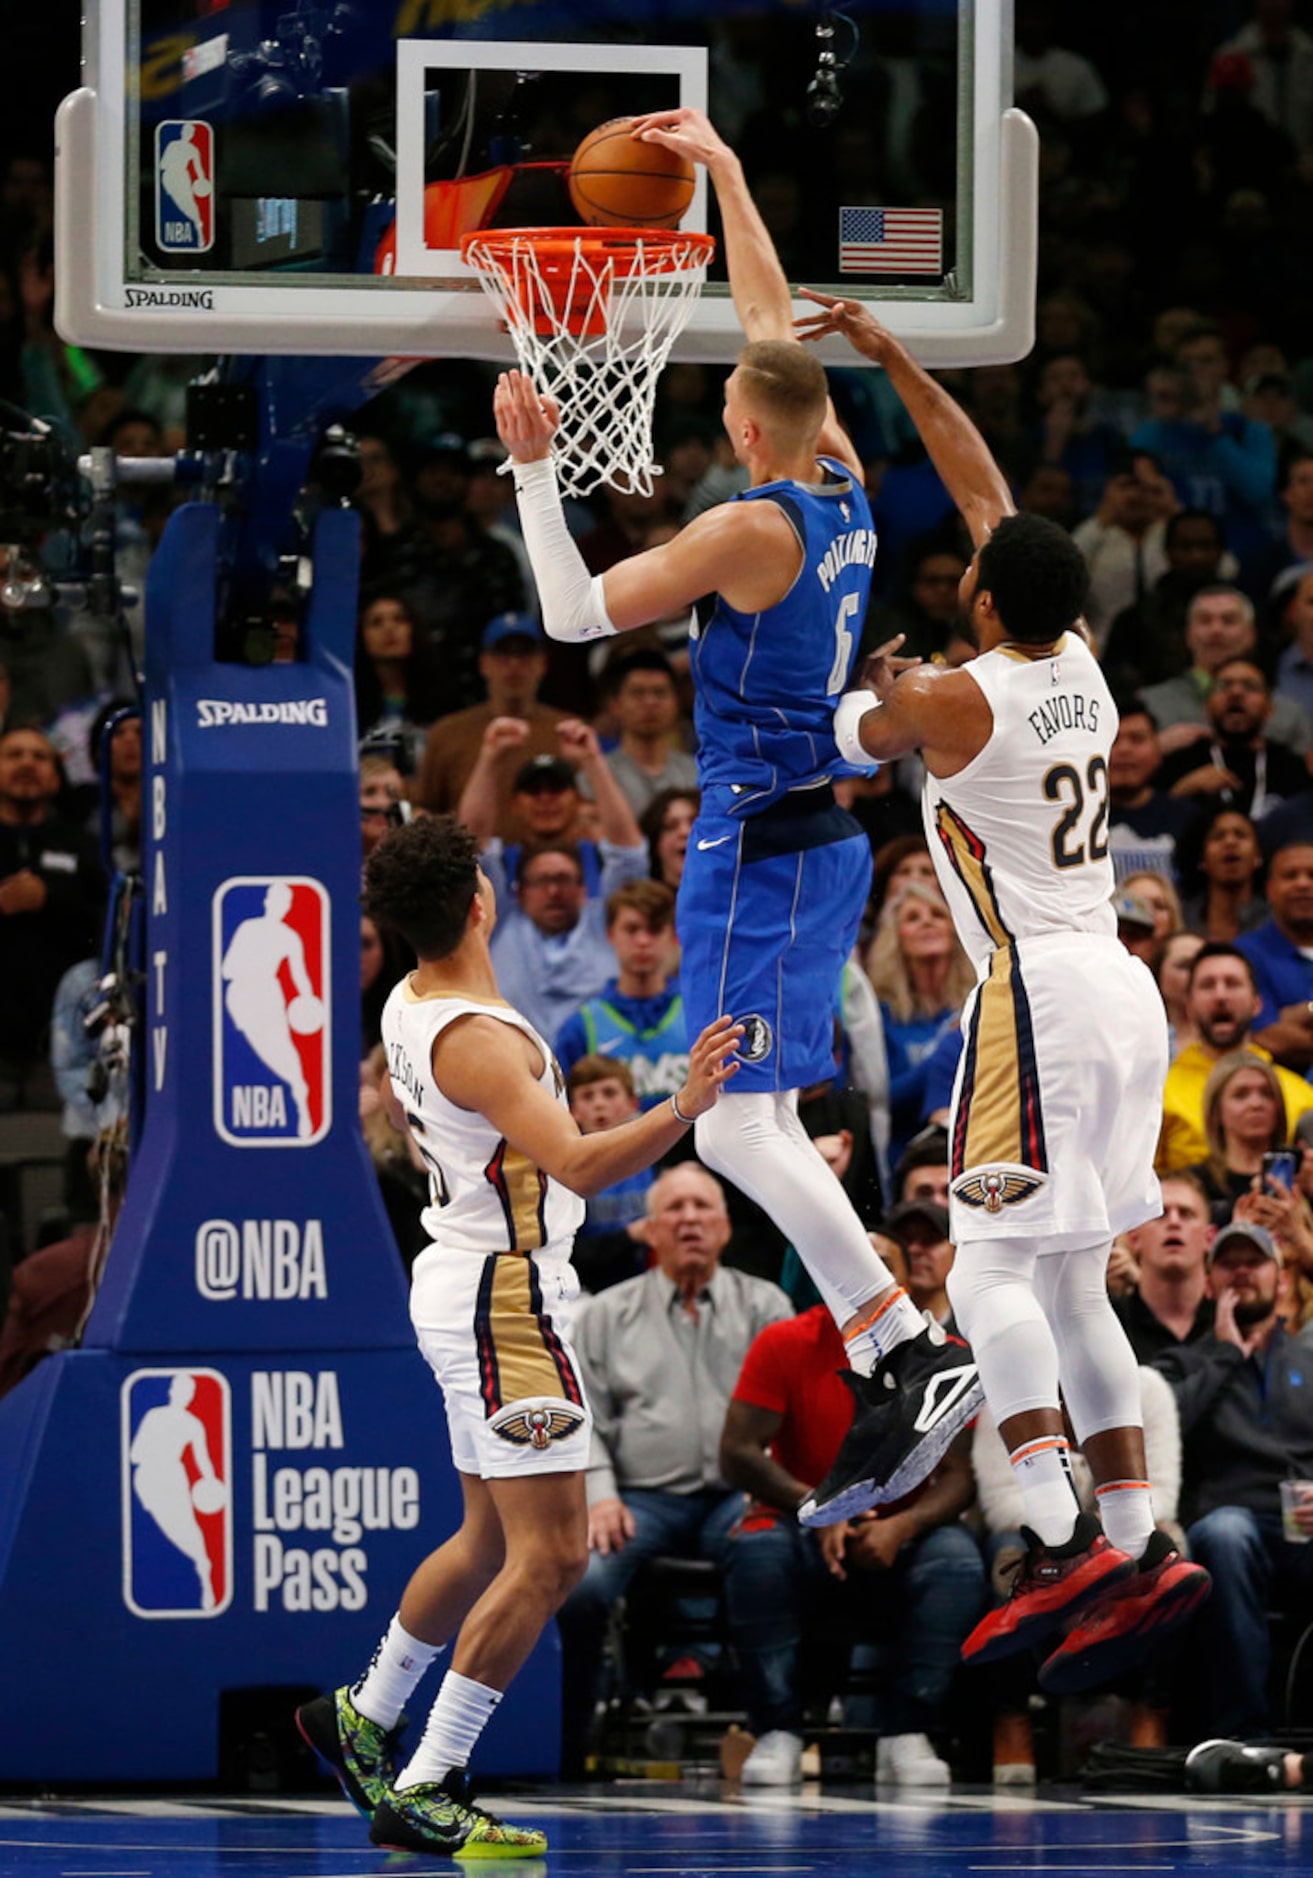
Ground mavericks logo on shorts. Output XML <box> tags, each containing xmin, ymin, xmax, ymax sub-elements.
<box><xmin>490</xmin><ymin>1401</ymin><xmax>586</xmax><ymax>1451</ymax></box>
<box><xmin>121</xmin><ymin>1368</ymin><xmax>232</xmax><ymax>1618</ymax></box>
<box><xmin>213</xmin><ymin>876</ymin><xmax>331</xmax><ymax>1147</ymax></box>
<box><xmin>953</xmin><ymin>1165</ymin><xmax>1047</xmax><ymax>1214</ymax></box>
<box><xmin>737</xmin><ymin>1013</ymin><xmax>774</xmax><ymax>1064</ymax></box>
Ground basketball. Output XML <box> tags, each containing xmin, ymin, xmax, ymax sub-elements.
<box><xmin>287</xmin><ymin>993</ymin><xmax>325</xmax><ymax>1036</ymax></box>
<box><xmin>568</xmin><ymin>117</ymin><xmax>695</xmax><ymax>230</ymax></box>
<box><xmin>191</xmin><ymin>1477</ymin><xmax>227</xmax><ymax>1516</ymax></box>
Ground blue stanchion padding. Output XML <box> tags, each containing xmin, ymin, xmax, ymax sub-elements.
<box><xmin>0</xmin><ymin>1350</ymin><xmax>561</xmax><ymax>1781</ymax></box>
<box><xmin>84</xmin><ymin>502</ymin><xmax>409</xmax><ymax>1354</ymax></box>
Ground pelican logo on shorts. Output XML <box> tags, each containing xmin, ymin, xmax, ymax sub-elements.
<box><xmin>121</xmin><ymin>1368</ymin><xmax>232</xmax><ymax>1618</ymax></box>
<box><xmin>490</xmin><ymin>1402</ymin><xmax>586</xmax><ymax>1451</ymax></box>
<box><xmin>213</xmin><ymin>876</ymin><xmax>331</xmax><ymax>1147</ymax></box>
<box><xmin>953</xmin><ymin>1165</ymin><xmax>1047</xmax><ymax>1214</ymax></box>
<box><xmin>155</xmin><ymin>122</ymin><xmax>215</xmax><ymax>253</ymax></box>
<box><xmin>738</xmin><ymin>1013</ymin><xmax>774</xmax><ymax>1064</ymax></box>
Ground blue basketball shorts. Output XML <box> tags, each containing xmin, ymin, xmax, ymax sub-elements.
<box><xmin>676</xmin><ymin>791</ymin><xmax>872</xmax><ymax>1094</ymax></box>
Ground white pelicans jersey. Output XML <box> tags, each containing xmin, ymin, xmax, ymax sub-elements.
<box><xmin>923</xmin><ymin>631</ymin><xmax>1118</xmax><ymax>976</ymax></box>
<box><xmin>918</xmin><ymin>632</ymin><xmax>1164</xmax><ymax>1244</ymax></box>
<box><xmin>382</xmin><ymin>982</ymin><xmax>585</xmax><ymax>1255</ymax></box>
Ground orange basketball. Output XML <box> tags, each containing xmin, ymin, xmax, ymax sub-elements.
<box><xmin>568</xmin><ymin>117</ymin><xmax>695</xmax><ymax>230</ymax></box>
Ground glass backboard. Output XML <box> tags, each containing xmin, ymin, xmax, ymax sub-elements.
<box><xmin>56</xmin><ymin>0</ymin><xmax>1037</xmax><ymax>367</ymax></box>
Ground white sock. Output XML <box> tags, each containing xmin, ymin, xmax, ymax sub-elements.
<box><xmin>395</xmin><ymin>1670</ymin><xmax>503</xmax><ymax>1791</ymax></box>
<box><xmin>1009</xmin><ymin>1435</ymin><xmax>1081</xmax><ymax>1548</ymax></box>
<box><xmin>695</xmin><ymin>1090</ymin><xmax>912</xmax><ymax>1371</ymax></box>
<box><xmin>842</xmin><ymin>1284</ymin><xmax>927</xmax><ymax>1373</ymax></box>
<box><xmin>351</xmin><ymin>1615</ymin><xmax>444</xmax><ymax>1729</ymax></box>
<box><xmin>1095</xmin><ymin>1479</ymin><xmax>1155</xmax><ymax>1560</ymax></box>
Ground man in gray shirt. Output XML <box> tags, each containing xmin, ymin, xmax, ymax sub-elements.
<box><xmin>557</xmin><ymin>1162</ymin><xmax>792</xmax><ymax>1766</ymax></box>
<box><xmin>602</xmin><ymin>650</ymin><xmax>699</xmax><ymax>818</ymax></box>
<box><xmin>1140</xmin><ymin>586</ymin><xmax>1311</xmax><ymax>757</ymax></box>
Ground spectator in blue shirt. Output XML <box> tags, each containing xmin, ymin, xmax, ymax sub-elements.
<box><xmin>863</xmin><ymin>882</ymin><xmax>974</xmax><ymax>1166</ymax></box>
<box><xmin>1241</xmin><ymin>451</ymin><xmax>1313</xmax><ymax>615</ymax></box>
<box><xmin>1132</xmin><ymin>324</ymin><xmax>1277</xmax><ymax>565</ymax></box>
<box><xmin>1236</xmin><ymin>842</ymin><xmax>1313</xmax><ymax>1076</ymax></box>
<box><xmin>488</xmin><ymin>837</ymin><xmax>642</xmax><ymax>1045</ymax></box>
<box><xmin>1274</xmin><ymin>567</ymin><xmax>1313</xmax><ymax>723</ymax></box>
<box><xmin>556</xmin><ymin>879</ymin><xmax>688</xmax><ymax>1111</ymax></box>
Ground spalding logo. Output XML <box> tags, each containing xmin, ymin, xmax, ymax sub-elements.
<box><xmin>490</xmin><ymin>1403</ymin><xmax>585</xmax><ymax>1451</ymax></box>
<box><xmin>953</xmin><ymin>1166</ymin><xmax>1046</xmax><ymax>1214</ymax></box>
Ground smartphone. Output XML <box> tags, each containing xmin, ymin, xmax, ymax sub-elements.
<box><xmin>1262</xmin><ymin>1149</ymin><xmax>1299</xmax><ymax>1193</ymax></box>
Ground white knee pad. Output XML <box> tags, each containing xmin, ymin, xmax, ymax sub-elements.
<box><xmin>1033</xmin><ymin>1242</ymin><xmax>1142</xmax><ymax>1441</ymax></box>
<box><xmin>946</xmin><ymin>1237</ymin><xmax>1061</xmax><ymax>1423</ymax></box>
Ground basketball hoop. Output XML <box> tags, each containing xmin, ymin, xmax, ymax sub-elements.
<box><xmin>460</xmin><ymin>227</ymin><xmax>716</xmax><ymax>497</ymax></box>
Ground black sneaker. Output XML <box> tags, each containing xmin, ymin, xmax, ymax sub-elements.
<box><xmin>295</xmin><ymin>1686</ymin><xmax>404</xmax><ymax>1818</ymax></box>
<box><xmin>797</xmin><ymin>1320</ymin><xmax>983</xmax><ymax>1526</ymax></box>
<box><xmin>1185</xmin><ymin>1739</ymin><xmax>1289</xmax><ymax>1796</ymax></box>
<box><xmin>370</xmin><ymin>1769</ymin><xmax>548</xmax><ymax>1856</ymax></box>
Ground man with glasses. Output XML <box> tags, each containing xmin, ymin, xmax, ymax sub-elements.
<box><xmin>490</xmin><ymin>841</ymin><xmax>642</xmax><ymax>1045</ymax></box>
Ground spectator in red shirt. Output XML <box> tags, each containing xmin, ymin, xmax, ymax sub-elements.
<box><xmin>718</xmin><ymin>1300</ymin><xmax>985</xmax><ymax>1787</ymax></box>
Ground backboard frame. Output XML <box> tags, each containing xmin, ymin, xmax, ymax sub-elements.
<box><xmin>55</xmin><ymin>1</ymin><xmax>1037</xmax><ymax>368</ymax></box>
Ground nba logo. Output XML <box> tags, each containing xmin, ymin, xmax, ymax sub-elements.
<box><xmin>155</xmin><ymin>121</ymin><xmax>215</xmax><ymax>254</ymax></box>
<box><xmin>213</xmin><ymin>876</ymin><xmax>331</xmax><ymax>1147</ymax></box>
<box><xmin>121</xmin><ymin>1368</ymin><xmax>233</xmax><ymax>1619</ymax></box>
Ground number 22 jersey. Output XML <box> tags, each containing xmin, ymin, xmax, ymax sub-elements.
<box><xmin>924</xmin><ymin>631</ymin><xmax>1119</xmax><ymax>975</ymax></box>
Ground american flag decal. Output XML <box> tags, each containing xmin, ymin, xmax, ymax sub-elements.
<box><xmin>839</xmin><ymin>206</ymin><xmax>943</xmax><ymax>276</ymax></box>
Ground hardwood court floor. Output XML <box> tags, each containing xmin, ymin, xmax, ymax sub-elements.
<box><xmin>0</xmin><ymin>1783</ymin><xmax>1309</xmax><ymax>1877</ymax></box>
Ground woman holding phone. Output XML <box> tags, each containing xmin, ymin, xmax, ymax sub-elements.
<box><xmin>1190</xmin><ymin>1051</ymin><xmax>1293</xmax><ymax>1225</ymax></box>
<box><xmin>1233</xmin><ymin>1121</ymin><xmax>1313</xmax><ymax>1322</ymax></box>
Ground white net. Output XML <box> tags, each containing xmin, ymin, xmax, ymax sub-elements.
<box><xmin>462</xmin><ymin>229</ymin><xmax>715</xmax><ymax>498</ymax></box>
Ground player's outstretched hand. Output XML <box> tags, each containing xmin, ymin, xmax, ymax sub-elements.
<box><xmin>631</xmin><ymin>106</ymin><xmax>732</xmax><ymax>172</ymax></box>
<box><xmin>675</xmin><ymin>1014</ymin><xmax>744</xmax><ymax>1120</ymax></box>
<box><xmin>858</xmin><ymin>633</ymin><xmax>922</xmax><ymax>702</ymax></box>
<box><xmin>795</xmin><ymin>287</ymin><xmax>895</xmax><ymax>365</ymax></box>
<box><xmin>494</xmin><ymin>369</ymin><xmax>560</xmax><ymax>464</ymax></box>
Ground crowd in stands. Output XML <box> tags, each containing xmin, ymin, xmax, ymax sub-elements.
<box><xmin>5</xmin><ymin>0</ymin><xmax>1313</xmax><ymax>1784</ymax></box>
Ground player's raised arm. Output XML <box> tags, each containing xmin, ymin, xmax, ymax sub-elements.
<box><xmin>633</xmin><ymin>107</ymin><xmax>861</xmax><ymax>479</ymax></box>
<box><xmin>493</xmin><ymin>372</ymin><xmax>790</xmax><ymax>639</ymax></box>
<box><xmin>634</xmin><ymin>108</ymin><xmax>791</xmax><ymax>343</ymax></box>
<box><xmin>796</xmin><ymin>291</ymin><xmax>1013</xmax><ymax>543</ymax></box>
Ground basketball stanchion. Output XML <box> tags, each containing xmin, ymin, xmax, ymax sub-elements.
<box><xmin>461</xmin><ymin>227</ymin><xmax>716</xmax><ymax>497</ymax></box>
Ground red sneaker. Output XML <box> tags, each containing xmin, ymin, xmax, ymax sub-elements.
<box><xmin>1038</xmin><ymin>1530</ymin><xmax>1211</xmax><ymax>1695</ymax></box>
<box><xmin>961</xmin><ymin>1513</ymin><xmax>1135</xmax><ymax>1667</ymax></box>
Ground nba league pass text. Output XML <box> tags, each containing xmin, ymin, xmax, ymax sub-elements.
<box><xmin>249</xmin><ymin>1370</ymin><xmax>420</xmax><ymax>1612</ymax></box>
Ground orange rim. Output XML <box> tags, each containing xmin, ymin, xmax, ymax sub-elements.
<box><xmin>460</xmin><ymin>226</ymin><xmax>715</xmax><ymax>276</ymax></box>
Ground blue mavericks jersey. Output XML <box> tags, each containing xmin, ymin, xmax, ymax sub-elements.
<box><xmin>690</xmin><ymin>456</ymin><xmax>876</xmax><ymax>815</ymax></box>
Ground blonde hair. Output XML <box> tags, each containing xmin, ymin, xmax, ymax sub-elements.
<box><xmin>1120</xmin><ymin>869</ymin><xmax>1184</xmax><ymax>938</ymax></box>
<box><xmin>1201</xmin><ymin>1048</ymin><xmax>1288</xmax><ymax>1187</ymax></box>
<box><xmin>736</xmin><ymin>340</ymin><xmax>828</xmax><ymax>436</ymax></box>
<box><xmin>864</xmin><ymin>881</ymin><xmax>975</xmax><ymax>1025</ymax></box>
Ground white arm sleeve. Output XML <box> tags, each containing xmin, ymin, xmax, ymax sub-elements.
<box><xmin>832</xmin><ymin>688</ymin><xmax>880</xmax><ymax>767</ymax></box>
<box><xmin>511</xmin><ymin>457</ymin><xmax>617</xmax><ymax>644</ymax></box>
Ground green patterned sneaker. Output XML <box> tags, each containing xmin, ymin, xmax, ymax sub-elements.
<box><xmin>370</xmin><ymin>1771</ymin><xmax>548</xmax><ymax>1859</ymax></box>
<box><xmin>295</xmin><ymin>1686</ymin><xmax>403</xmax><ymax>1817</ymax></box>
